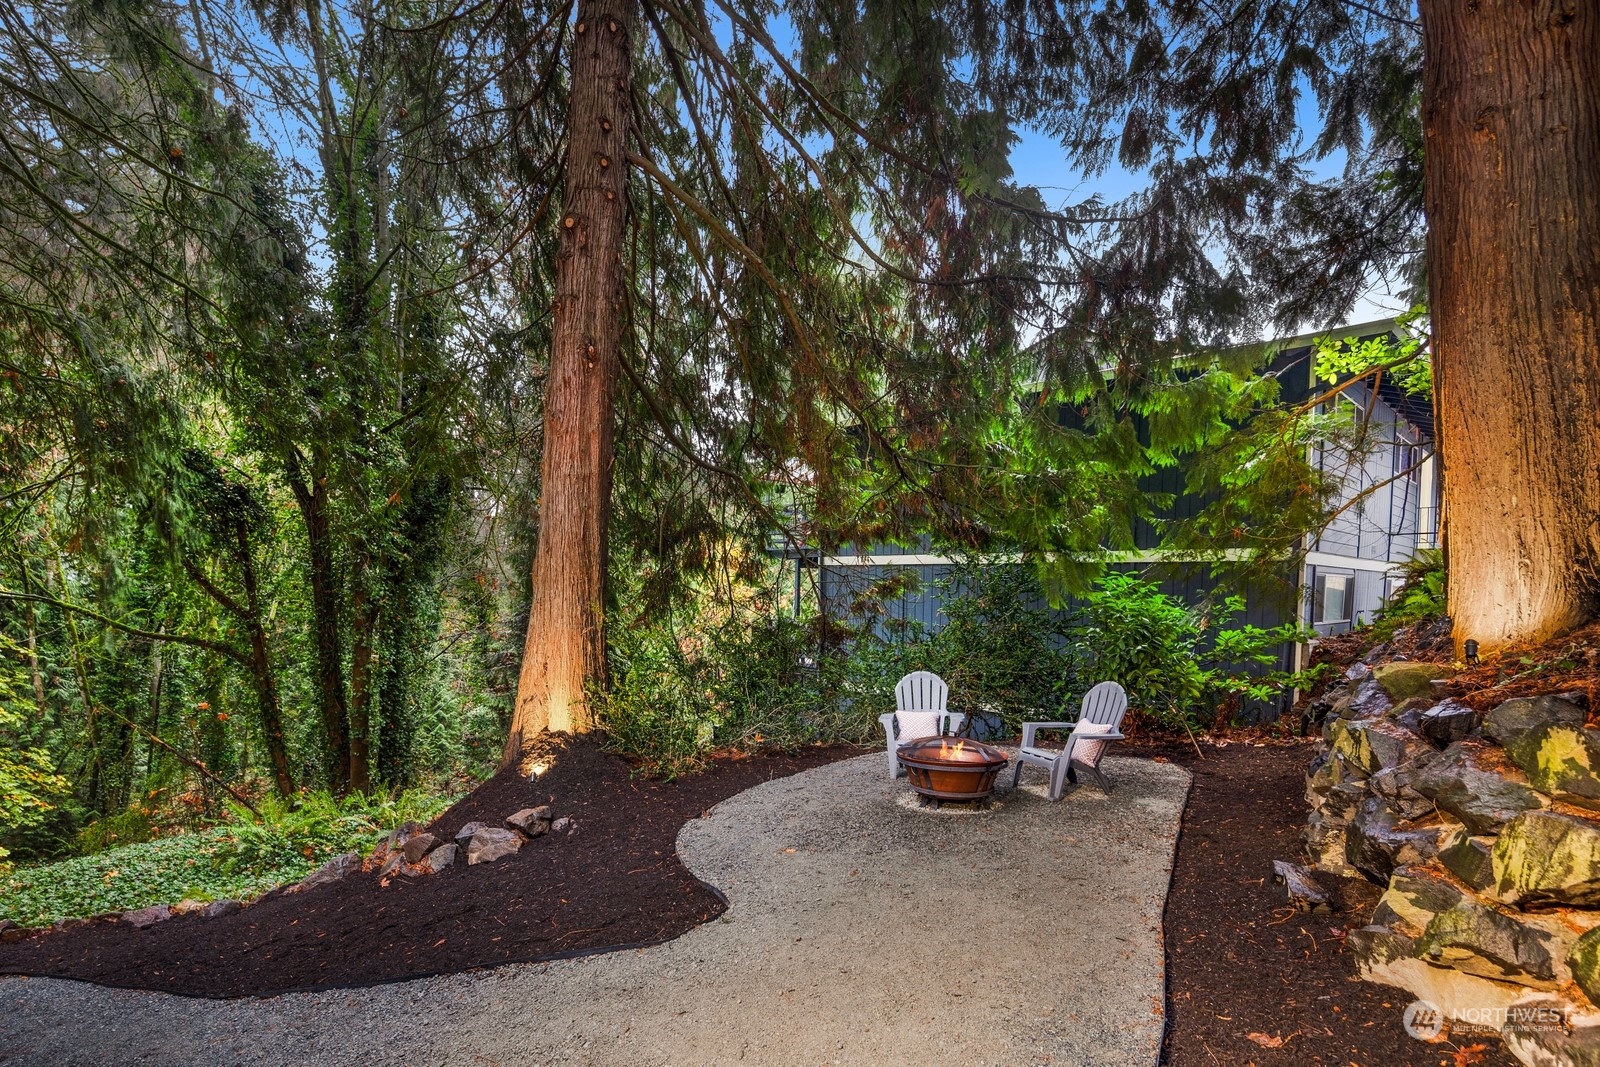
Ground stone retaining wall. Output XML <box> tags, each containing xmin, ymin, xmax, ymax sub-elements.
<box><xmin>1305</xmin><ymin>661</ymin><xmax>1600</xmax><ymax>1064</ymax></box>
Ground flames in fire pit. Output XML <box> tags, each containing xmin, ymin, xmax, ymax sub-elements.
<box><xmin>897</xmin><ymin>736</ymin><xmax>1009</xmax><ymax>804</ymax></box>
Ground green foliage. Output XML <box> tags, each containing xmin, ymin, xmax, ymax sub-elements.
<box><xmin>597</xmin><ymin>605</ymin><xmax>857</xmax><ymax>777</ymax></box>
<box><xmin>1368</xmin><ymin>548</ymin><xmax>1446</xmax><ymax>641</ymax></box>
<box><xmin>220</xmin><ymin>789</ymin><xmax>458</xmax><ymax>873</ymax></box>
<box><xmin>73</xmin><ymin>809</ymin><xmax>154</xmax><ymax>856</ymax></box>
<box><xmin>1313</xmin><ymin>305</ymin><xmax>1432</xmax><ymax>399</ymax></box>
<box><xmin>0</xmin><ymin>635</ymin><xmax>68</xmax><ymax>867</ymax></box>
<box><xmin>0</xmin><ymin>786</ymin><xmax>461</xmax><ymax>927</ymax></box>
<box><xmin>924</xmin><ymin>564</ymin><xmax>1080</xmax><ymax>728</ymax></box>
<box><xmin>0</xmin><ymin>830</ymin><xmax>297</xmax><ymax>927</ymax></box>
<box><xmin>1069</xmin><ymin>572</ymin><xmax>1315</xmax><ymax>729</ymax></box>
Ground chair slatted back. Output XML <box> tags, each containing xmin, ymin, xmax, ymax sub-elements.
<box><xmin>1078</xmin><ymin>681</ymin><xmax>1129</xmax><ymax>729</ymax></box>
<box><xmin>895</xmin><ymin>671</ymin><xmax>949</xmax><ymax>713</ymax></box>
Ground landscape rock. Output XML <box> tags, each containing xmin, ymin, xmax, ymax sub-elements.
<box><xmin>1369</xmin><ymin>754</ymin><xmax>1441</xmax><ymax>821</ymax></box>
<box><xmin>1506</xmin><ymin>723</ymin><xmax>1600</xmax><ymax>809</ymax></box>
<box><xmin>1306</xmin><ymin>748</ymin><xmax>1336</xmax><ymax>804</ymax></box>
<box><xmin>466</xmin><ymin>826</ymin><xmax>522</xmax><ymax>865</ymax></box>
<box><xmin>506</xmin><ymin>806</ymin><xmax>552</xmax><ymax>837</ymax></box>
<box><xmin>453</xmin><ymin>821</ymin><xmax>487</xmax><ymax>843</ymax></box>
<box><xmin>1346</xmin><ymin>662</ymin><xmax>1374</xmax><ymax>683</ymax></box>
<box><xmin>297</xmin><ymin>851</ymin><xmax>362</xmax><ymax>892</ymax></box>
<box><xmin>1494</xmin><ymin>810</ymin><xmax>1600</xmax><ymax>907</ymax></box>
<box><xmin>122</xmin><ymin>905</ymin><xmax>171</xmax><ymax>929</ymax></box>
<box><xmin>1502</xmin><ymin>1005</ymin><xmax>1600</xmax><ymax>1067</ymax></box>
<box><xmin>1374</xmin><ymin>661</ymin><xmax>1454</xmax><ymax>702</ymax></box>
<box><xmin>1346</xmin><ymin>923</ymin><xmax>1416</xmax><ymax>974</ymax></box>
<box><xmin>1438</xmin><ymin>831</ymin><xmax>1498</xmax><ymax>892</ymax></box>
<box><xmin>1346</xmin><ymin>795</ymin><xmax>1444</xmax><ymax>881</ymax></box>
<box><xmin>1372</xmin><ymin>865</ymin><xmax>1464</xmax><ymax>932</ymax></box>
<box><xmin>401</xmin><ymin>832</ymin><xmax>440</xmax><ymax>864</ymax></box>
<box><xmin>1483</xmin><ymin>694</ymin><xmax>1589</xmax><ymax>748</ymax></box>
<box><xmin>1272</xmin><ymin>860</ymin><xmax>1332</xmax><ymax>912</ymax></box>
<box><xmin>1569</xmin><ymin>927</ymin><xmax>1600</xmax><ymax>1006</ymax></box>
<box><xmin>385</xmin><ymin>820</ymin><xmax>424</xmax><ymax>850</ymax></box>
<box><xmin>552</xmin><ymin>816</ymin><xmax>574</xmax><ymax>835</ymax></box>
<box><xmin>1331</xmin><ymin>678</ymin><xmax>1394</xmax><ymax>721</ymax></box>
<box><xmin>1418</xmin><ymin>701</ymin><xmax>1480</xmax><ymax>748</ymax></box>
<box><xmin>421</xmin><ymin>842</ymin><xmax>457</xmax><ymax>873</ymax></box>
<box><xmin>1417</xmin><ymin>899</ymin><xmax>1560</xmax><ymax>987</ymax></box>
<box><xmin>1332</xmin><ymin>717</ymin><xmax>1431</xmax><ymax>776</ymax></box>
<box><xmin>202</xmin><ymin>899</ymin><xmax>242</xmax><ymax>919</ymax></box>
<box><xmin>170</xmin><ymin>899</ymin><xmax>207</xmax><ymax>917</ymax></box>
<box><xmin>379</xmin><ymin>852</ymin><xmax>404</xmax><ymax>877</ymax></box>
<box><xmin>1412</xmin><ymin>740</ymin><xmax>1546</xmax><ymax>834</ymax></box>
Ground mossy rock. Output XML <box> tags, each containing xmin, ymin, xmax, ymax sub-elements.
<box><xmin>1374</xmin><ymin>864</ymin><xmax>1464</xmax><ymax>932</ymax></box>
<box><xmin>1437</xmin><ymin>831</ymin><xmax>1497</xmax><ymax>892</ymax></box>
<box><xmin>1493</xmin><ymin>810</ymin><xmax>1600</xmax><ymax>907</ymax></box>
<box><xmin>1411</xmin><ymin>740</ymin><xmax>1546</xmax><ymax>835</ymax></box>
<box><xmin>1417</xmin><ymin>899</ymin><xmax>1560</xmax><ymax>987</ymax></box>
<box><xmin>1483</xmin><ymin>694</ymin><xmax>1587</xmax><ymax>748</ymax></box>
<box><xmin>1331</xmin><ymin>718</ymin><xmax>1430</xmax><ymax>776</ymax></box>
<box><xmin>1505</xmin><ymin>723</ymin><xmax>1600</xmax><ymax>809</ymax></box>
<box><xmin>1373</xmin><ymin>662</ymin><xmax>1454</xmax><ymax>701</ymax></box>
<box><xmin>1569</xmin><ymin>926</ymin><xmax>1600</xmax><ymax>1006</ymax></box>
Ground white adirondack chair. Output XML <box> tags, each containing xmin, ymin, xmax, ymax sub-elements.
<box><xmin>879</xmin><ymin>671</ymin><xmax>967</xmax><ymax>777</ymax></box>
<box><xmin>1011</xmin><ymin>681</ymin><xmax>1128</xmax><ymax>800</ymax></box>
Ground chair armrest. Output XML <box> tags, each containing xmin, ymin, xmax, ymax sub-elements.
<box><xmin>879</xmin><ymin>712</ymin><xmax>897</xmax><ymax>739</ymax></box>
<box><xmin>1020</xmin><ymin>721</ymin><xmax>1077</xmax><ymax>747</ymax></box>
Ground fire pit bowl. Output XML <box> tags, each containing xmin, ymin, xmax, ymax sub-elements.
<box><xmin>897</xmin><ymin>735</ymin><xmax>1010</xmax><ymax>804</ymax></box>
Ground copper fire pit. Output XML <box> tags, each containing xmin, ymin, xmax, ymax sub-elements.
<box><xmin>897</xmin><ymin>735</ymin><xmax>1009</xmax><ymax>804</ymax></box>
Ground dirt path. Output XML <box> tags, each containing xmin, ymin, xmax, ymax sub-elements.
<box><xmin>0</xmin><ymin>752</ymin><xmax>1189</xmax><ymax>1067</ymax></box>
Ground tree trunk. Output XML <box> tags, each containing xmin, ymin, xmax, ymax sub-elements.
<box><xmin>1420</xmin><ymin>0</ymin><xmax>1600</xmax><ymax>651</ymax></box>
<box><xmin>503</xmin><ymin>0</ymin><xmax>633</xmax><ymax>767</ymax></box>
<box><xmin>292</xmin><ymin>472</ymin><xmax>352</xmax><ymax>791</ymax></box>
<box><xmin>235</xmin><ymin>524</ymin><xmax>295</xmax><ymax>798</ymax></box>
<box><xmin>347</xmin><ymin>566</ymin><xmax>377</xmax><ymax>794</ymax></box>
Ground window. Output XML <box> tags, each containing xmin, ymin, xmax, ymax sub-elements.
<box><xmin>1313</xmin><ymin>573</ymin><xmax>1351</xmax><ymax>624</ymax></box>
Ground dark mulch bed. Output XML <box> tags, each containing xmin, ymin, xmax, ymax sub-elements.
<box><xmin>1151</xmin><ymin>738</ymin><xmax>1517</xmax><ymax>1067</ymax></box>
<box><xmin>0</xmin><ymin>738</ymin><xmax>858</xmax><ymax>998</ymax></box>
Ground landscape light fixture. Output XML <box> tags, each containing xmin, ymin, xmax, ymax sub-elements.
<box><xmin>1463</xmin><ymin>639</ymin><xmax>1480</xmax><ymax>667</ymax></box>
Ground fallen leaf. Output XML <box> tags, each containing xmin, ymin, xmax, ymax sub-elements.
<box><xmin>1454</xmin><ymin>1044</ymin><xmax>1489</xmax><ymax>1067</ymax></box>
<box><xmin>1247</xmin><ymin>1033</ymin><xmax>1286</xmax><ymax>1049</ymax></box>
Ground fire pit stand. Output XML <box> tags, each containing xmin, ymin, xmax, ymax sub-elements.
<box><xmin>896</xmin><ymin>735</ymin><xmax>1010</xmax><ymax>807</ymax></box>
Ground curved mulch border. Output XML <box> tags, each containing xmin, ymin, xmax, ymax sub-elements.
<box><xmin>0</xmin><ymin>740</ymin><xmax>859</xmax><ymax>999</ymax></box>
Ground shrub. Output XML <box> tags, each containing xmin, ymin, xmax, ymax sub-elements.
<box><xmin>1368</xmin><ymin>548</ymin><xmax>1445</xmax><ymax>641</ymax></box>
<box><xmin>74</xmin><ymin>808</ymin><xmax>155</xmax><ymax>855</ymax></box>
<box><xmin>1068</xmin><ymin>572</ymin><xmax>1314</xmax><ymax>729</ymax></box>
<box><xmin>0</xmin><ymin>635</ymin><xmax>69</xmax><ymax>869</ymax></box>
<box><xmin>0</xmin><ymin>784</ymin><xmax>462</xmax><ymax>927</ymax></box>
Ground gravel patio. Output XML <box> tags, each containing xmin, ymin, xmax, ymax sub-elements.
<box><xmin>0</xmin><ymin>751</ymin><xmax>1190</xmax><ymax>1067</ymax></box>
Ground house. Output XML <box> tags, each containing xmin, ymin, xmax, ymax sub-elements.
<box><xmin>782</xmin><ymin>319</ymin><xmax>1438</xmax><ymax>716</ymax></box>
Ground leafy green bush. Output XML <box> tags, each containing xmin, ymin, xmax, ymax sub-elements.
<box><xmin>596</xmin><ymin>607</ymin><xmax>866</xmax><ymax>776</ymax></box>
<box><xmin>220</xmin><ymin>788</ymin><xmax>459</xmax><ymax>873</ymax></box>
<box><xmin>1368</xmin><ymin>548</ymin><xmax>1445</xmax><ymax>641</ymax></box>
<box><xmin>0</xmin><ymin>829</ymin><xmax>305</xmax><ymax>927</ymax></box>
<box><xmin>1069</xmin><ymin>572</ymin><xmax>1314</xmax><ymax>728</ymax></box>
<box><xmin>73</xmin><ymin>808</ymin><xmax>154</xmax><ymax>855</ymax></box>
<box><xmin>0</xmin><ymin>635</ymin><xmax>69</xmax><ymax>869</ymax></box>
<box><xmin>0</xmin><ymin>786</ymin><xmax>460</xmax><ymax>927</ymax></box>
